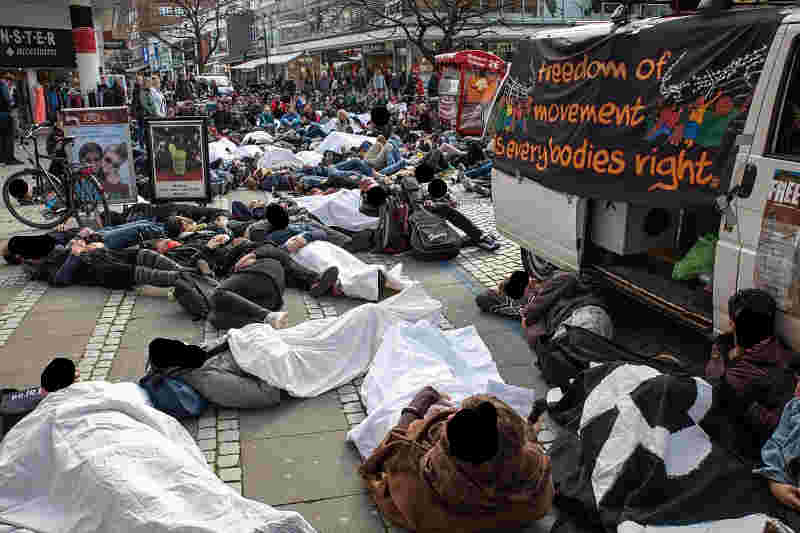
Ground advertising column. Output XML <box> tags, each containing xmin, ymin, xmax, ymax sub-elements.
<box><xmin>69</xmin><ymin>0</ymin><xmax>100</xmax><ymax>96</ymax></box>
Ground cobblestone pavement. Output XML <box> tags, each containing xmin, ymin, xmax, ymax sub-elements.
<box><xmin>0</xmin><ymin>153</ymin><xmax>632</xmax><ymax>532</ymax></box>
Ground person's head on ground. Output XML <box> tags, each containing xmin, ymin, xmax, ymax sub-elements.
<box><xmin>428</xmin><ymin>178</ymin><xmax>447</xmax><ymax>200</ymax></box>
<box><xmin>415</xmin><ymin>162</ymin><xmax>435</xmax><ymax>183</ymax></box>
<box><xmin>265</xmin><ymin>203</ymin><xmax>290</xmax><ymax>231</ymax></box>
<box><xmin>41</xmin><ymin>357</ymin><xmax>77</xmax><ymax>395</ymax></box>
<box><xmin>79</xmin><ymin>142</ymin><xmax>103</xmax><ymax>165</ymax></box>
<box><xmin>365</xmin><ymin>185</ymin><xmax>388</xmax><ymax>208</ymax></box>
<box><xmin>729</xmin><ymin>288</ymin><xmax>777</xmax><ymax>349</ymax></box>
<box><xmin>4</xmin><ymin>234</ymin><xmax>57</xmax><ymax>264</ymax></box>
<box><xmin>446</xmin><ymin>400</ymin><xmax>499</xmax><ymax>464</ymax></box>
<box><xmin>503</xmin><ymin>271</ymin><xmax>529</xmax><ymax>300</ymax></box>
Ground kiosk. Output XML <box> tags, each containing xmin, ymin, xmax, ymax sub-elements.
<box><xmin>435</xmin><ymin>50</ymin><xmax>506</xmax><ymax>136</ymax></box>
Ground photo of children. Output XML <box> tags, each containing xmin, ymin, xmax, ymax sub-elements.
<box><xmin>63</xmin><ymin>107</ymin><xmax>136</xmax><ymax>205</ymax></box>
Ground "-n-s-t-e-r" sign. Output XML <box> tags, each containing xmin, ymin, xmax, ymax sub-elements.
<box><xmin>0</xmin><ymin>28</ymin><xmax>57</xmax><ymax>48</ymax></box>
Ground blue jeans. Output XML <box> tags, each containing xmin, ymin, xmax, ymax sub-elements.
<box><xmin>303</xmin><ymin>123</ymin><xmax>326</xmax><ymax>139</ymax></box>
<box><xmin>380</xmin><ymin>146</ymin><xmax>406</xmax><ymax>176</ymax></box>
<box><xmin>96</xmin><ymin>220</ymin><xmax>165</xmax><ymax>249</ymax></box>
<box><xmin>300</xmin><ymin>176</ymin><xmax>327</xmax><ymax>189</ymax></box>
<box><xmin>281</xmin><ymin>116</ymin><xmax>300</xmax><ymax>128</ymax></box>
<box><xmin>335</xmin><ymin>159</ymin><xmax>373</xmax><ymax>177</ymax></box>
<box><xmin>465</xmin><ymin>161</ymin><xmax>492</xmax><ymax>179</ymax></box>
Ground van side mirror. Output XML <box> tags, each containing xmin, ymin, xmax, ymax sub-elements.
<box><xmin>737</xmin><ymin>163</ymin><xmax>757</xmax><ymax>199</ymax></box>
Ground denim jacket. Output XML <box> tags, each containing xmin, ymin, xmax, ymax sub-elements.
<box><xmin>268</xmin><ymin>223</ymin><xmax>327</xmax><ymax>247</ymax></box>
<box><xmin>755</xmin><ymin>398</ymin><xmax>800</xmax><ymax>485</ymax></box>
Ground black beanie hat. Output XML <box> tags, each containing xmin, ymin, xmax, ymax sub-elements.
<box><xmin>265</xmin><ymin>203</ymin><xmax>290</xmax><ymax>230</ymax></box>
<box><xmin>8</xmin><ymin>234</ymin><xmax>57</xmax><ymax>259</ymax></box>
<box><xmin>165</xmin><ymin>216</ymin><xmax>184</xmax><ymax>239</ymax></box>
<box><xmin>149</xmin><ymin>338</ymin><xmax>208</xmax><ymax>370</ymax></box>
<box><xmin>365</xmin><ymin>186</ymin><xmax>388</xmax><ymax>207</ymax></box>
<box><xmin>371</xmin><ymin>105</ymin><xmax>390</xmax><ymax>127</ymax></box>
<box><xmin>415</xmin><ymin>163</ymin><xmax>435</xmax><ymax>183</ymax></box>
<box><xmin>428</xmin><ymin>178</ymin><xmax>447</xmax><ymax>199</ymax></box>
<box><xmin>447</xmin><ymin>401</ymin><xmax>499</xmax><ymax>464</ymax></box>
<box><xmin>7</xmin><ymin>178</ymin><xmax>29</xmax><ymax>200</ymax></box>
<box><xmin>504</xmin><ymin>270</ymin><xmax>529</xmax><ymax>300</ymax></box>
<box><xmin>41</xmin><ymin>357</ymin><xmax>76</xmax><ymax>393</ymax></box>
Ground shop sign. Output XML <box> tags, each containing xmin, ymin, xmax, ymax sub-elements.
<box><xmin>0</xmin><ymin>26</ymin><xmax>76</xmax><ymax>68</ymax></box>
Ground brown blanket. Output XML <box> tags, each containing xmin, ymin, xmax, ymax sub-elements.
<box><xmin>360</xmin><ymin>395</ymin><xmax>553</xmax><ymax>533</ymax></box>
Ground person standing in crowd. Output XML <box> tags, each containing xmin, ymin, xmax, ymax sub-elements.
<box><xmin>330</xmin><ymin>75</ymin><xmax>339</xmax><ymax>94</ymax></box>
<box><xmin>319</xmin><ymin>72</ymin><xmax>329</xmax><ymax>95</ymax></box>
<box><xmin>390</xmin><ymin>70</ymin><xmax>402</xmax><ymax>97</ymax></box>
<box><xmin>149</xmin><ymin>75</ymin><xmax>167</xmax><ymax>118</ymax></box>
<box><xmin>427</xmin><ymin>68</ymin><xmax>440</xmax><ymax>98</ymax></box>
<box><xmin>373</xmin><ymin>68</ymin><xmax>386</xmax><ymax>96</ymax></box>
<box><xmin>131</xmin><ymin>75</ymin><xmax>147</xmax><ymax>148</ymax></box>
<box><xmin>0</xmin><ymin>72</ymin><xmax>19</xmax><ymax>166</ymax></box>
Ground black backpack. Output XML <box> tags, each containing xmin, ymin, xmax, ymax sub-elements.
<box><xmin>172</xmin><ymin>272</ymin><xmax>219</xmax><ymax>320</ymax></box>
<box><xmin>407</xmin><ymin>208</ymin><xmax>461</xmax><ymax>261</ymax></box>
<box><xmin>372</xmin><ymin>195</ymin><xmax>410</xmax><ymax>254</ymax></box>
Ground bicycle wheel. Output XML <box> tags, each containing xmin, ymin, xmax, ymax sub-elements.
<box><xmin>2</xmin><ymin>168</ymin><xmax>70</xmax><ymax>229</ymax></box>
<box><xmin>72</xmin><ymin>174</ymin><xmax>110</xmax><ymax>230</ymax></box>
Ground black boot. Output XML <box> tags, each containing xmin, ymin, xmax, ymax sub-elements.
<box><xmin>209</xmin><ymin>288</ymin><xmax>269</xmax><ymax>330</ymax></box>
<box><xmin>134</xmin><ymin>266</ymin><xmax>180</xmax><ymax>287</ymax></box>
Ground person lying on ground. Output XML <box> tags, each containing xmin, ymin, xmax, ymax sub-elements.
<box><xmin>706</xmin><ymin>288</ymin><xmax>799</xmax><ymax>457</ymax></box>
<box><xmin>414</xmin><ymin>175</ymin><xmax>500</xmax><ymax>251</ymax></box>
<box><xmin>163</xmin><ymin>214</ymin><xmax>230</xmax><ymax>241</ymax></box>
<box><xmin>27</xmin><ymin>239</ymin><xmax>195</xmax><ymax>290</ymax></box>
<box><xmin>360</xmin><ymin>389</ymin><xmax>553</xmax><ymax>533</ymax></box>
<box><xmin>755</xmin><ymin>385</ymin><xmax>800</xmax><ymax>512</ymax></box>
<box><xmin>475</xmin><ymin>270</ymin><xmax>539</xmax><ymax>319</ymax></box>
<box><xmin>256</xmin><ymin>103</ymin><xmax>274</xmax><ymax>129</ymax></box>
<box><xmin>262</xmin><ymin>203</ymin><xmax>331</xmax><ymax>252</ymax></box>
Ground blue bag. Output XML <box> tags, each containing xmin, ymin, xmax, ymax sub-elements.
<box><xmin>139</xmin><ymin>372</ymin><xmax>208</xmax><ymax>418</ymax></box>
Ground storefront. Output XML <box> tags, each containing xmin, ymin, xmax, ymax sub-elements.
<box><xmin>363</xmin><ymin>42</ymin><xmax>393</xmax><ymax>73</ymax></box>
<box><xmin>287</xmin><ymin>53</ymin><xmax>319</xmax><ymax>84</ymax></box>
<box><xmin>0</xmin><ymin>24</ymin><xmax>77</xmax><ymax>125</ymax></box>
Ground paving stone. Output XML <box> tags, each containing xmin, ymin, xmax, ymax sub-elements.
<box><xmin>346</xmin><ymin>412</ymin><xmax>366</xmax><ymax>425</ymax></box>
<box><xmin>242</xmin><ymin>431</ymin><xmax>363</xmax><ymax>505</ymax></box>
<box><xmin>217</xmin><ymin>454</ymin><xmax>239</xmax><ymax>469</ymax></box>
<box><xmin>95</xmin><ymin>360</ymin><xmax>113</xmax><ymax>369</ymax></box>
<box><xmin>240</xmin><ymin>392</ymin><xmax>347</xmax><ymax>440</ymax></box>
<box><xmin>198</xmin><ymin>439</ymin><xmax>217</xmax><ymax>452</ymax></box>
<box><xmin>218</xmin><ymin>442</ymin><xmax>240</xmax><ymax>456</ymax></box>
<box><xmin>219</xmin><ymin>429</ymin><xmax>239</xmax><ymax>442</ymax></box>
<box><xmin>219</xmin><ymin>468</ymin><xmax>242</xmax><ymax>482</ymax></box>
<box><xmin>218</xmin><ymin>409</ymin><xmax>238</xmax><ymax>420</ymax></box>
<box><xmin>197</xmin><ymin>427</ymin><xmax>216</xmax><ymax>440</ymax></box>
<box><xmin>279</xmin><ymin>494</ymin><xmax>386</xmax><ymax>533</ymax></box>
<box><xmin>217</xmin><ymin>419</ymin><xmax>239</xmax><ymax>431</ymax></box>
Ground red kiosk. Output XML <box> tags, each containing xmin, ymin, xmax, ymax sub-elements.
<box><xmin>435</xmin><ymin>50</ymin><xmax>506</xmax><ymax>136</ymax></box>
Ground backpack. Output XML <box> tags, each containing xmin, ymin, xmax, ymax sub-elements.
<box><xmin>407</xmin><ymin>208</ymin><xmax>462</xmax><ymax>261</ymax></box>
<box><xmin>172</xmin><ymin>272</ymin><xmax>219</xmax><ymax>320</ymax></box>
<box><xmin>139</xmin><ymin>371</ymin><xmax>208</xmax><ymax>418</ymax></box>
<box><xmin>373</xmin><ymin>195</ymin><xmax>410</xmax><ymax>254</ymax></box>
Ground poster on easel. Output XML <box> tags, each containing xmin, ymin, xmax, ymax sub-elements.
<box><xmin>62</xmin><ymin>106</ymin><xmax>136</xmax><ymax>205</ymax></box>
<box><xmin>146</xmin><ymin>116</ymin><xmax>211</xmax><ymax>203</ymax></box>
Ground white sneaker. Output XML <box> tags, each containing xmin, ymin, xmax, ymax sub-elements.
<box><xmin>266</xmin><ymin>311</ymin><xmax>289</xmax><ymax>329</ymax></box>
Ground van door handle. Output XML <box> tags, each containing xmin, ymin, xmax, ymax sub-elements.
<box><xmin>737</xmin><ymin>163</ymin><xmax>757</xmax><ymax>199</ymax></box>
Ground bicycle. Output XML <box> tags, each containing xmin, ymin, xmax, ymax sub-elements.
<box><xmin>2</xmin><ymin>123</ymin><xmax>110</xmax><ymax>230</ymax></box>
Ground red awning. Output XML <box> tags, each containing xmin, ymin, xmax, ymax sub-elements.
<box><xmin>435</xmin><ymin>50</ymin><xmax>505</xmax><ymax>72</ymax></box>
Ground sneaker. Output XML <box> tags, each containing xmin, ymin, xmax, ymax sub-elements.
<box><xmin>266</xmin><ymin>311</ymin><xmax>289</xmax><ymax>329</ymax></box>
<box><xmin>377</xmin><ymin>269</ymin><xmax>386</xmax><ymax>301</ymax></box>
<box><xmin>331</xmin><ymin>280</ymin><xmax>345</xmax><ymax>297</ymax></box>
<box><xmin>476</xmin><ymin>234</ymin><xmax>501</xmax><ymax>251</ymax></box>
<box><xmin>310</xmin><ymin>266</ymin><xmax>339</xmax><ymax>297</ymax></box>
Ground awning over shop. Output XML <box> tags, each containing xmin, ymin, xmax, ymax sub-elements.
<box><xmin>232</xmin><ymin>57</ymin><xmax>267</xmax><ymax>70</ymax></box>
<box><xmin>268</xmin><ymin>52</ymin><xmax>302</xmax><ymax>65</ymax></box>
<box><xmin>126</xmin><ymin>64</ymin><xmax>148</xmax><ymax>73</ymax></box>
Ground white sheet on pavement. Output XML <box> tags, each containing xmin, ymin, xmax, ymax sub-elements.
<box><xmin>242</xmin><ymin>131</ymin><xmax>274</xmax><ymax>145</ymax></box>
<box><xmin>257</xmin><ymin>145</ymin><xmax>306</xmax><ymax>169</ymax></box>
<box><xmin>235</xmin><ymin>144</ymin><xmax>264</xmax><ymax>159</ymax></box>
<box><xmin>293</xmin><ymin>241</ymin><xmax>413</xmax><ymax>301</ymax></box>
<box><xmin>209</xmin><ymin>137</ymin><xmax>239</xmax><ymax>164</ymax></box>
<box><xmin>228</xmin><ymin>284</ymin><xmax>442</xmax><ymax>398</ymax></box>
<box><xmin>0</xmin><ymin>382</ymin><xmax>315</xmax><ymax>533</ymax></box>
<box><xmin>346</xmin><ymin>321</ymin><xmax>506</xmax><ymax>457</ymax></box>
<box><xmin>314</xmin><ymin>131</ymin><xmax>375</xmax><ymax>155</ymax></box>
<box><xmin>293</xmin><ymin>189</ymin><xmax>379</xmax><ymax>231</ymax></box>
<box><xmin>295</xmin><ymin>150</ymin><xmax>324</xmax><ymax>167</ymax></box>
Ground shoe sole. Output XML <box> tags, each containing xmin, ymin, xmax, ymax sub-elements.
<box><xmin>310</xmin><ymin>266</ymin><xmax>339</xmax><ymax>298</ymax></box>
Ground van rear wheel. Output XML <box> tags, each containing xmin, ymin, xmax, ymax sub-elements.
<box><xmin>521</xmin><ymin>248</ymin><xmax>559</xmax><ymax>281</ymax></box>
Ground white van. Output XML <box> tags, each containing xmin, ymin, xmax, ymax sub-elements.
<box><xmin>490</xmin><ymin>5</ymin><xmax>800</xmax><ymax>350</ymax></box>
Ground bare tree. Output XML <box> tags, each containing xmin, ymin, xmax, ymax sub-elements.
<box><xmin>139</xmin><ymin>0</ymin><xmax>241</xmax><ymax>74</ymax></box>
<box><xmin>349</xmin><ymin>0</ymin><xmax>504</xmax><ymax>64</ymax></box>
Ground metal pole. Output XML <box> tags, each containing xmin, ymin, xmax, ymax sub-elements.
<box><xmin>268</xmin><ymin>13</ymin><xmax>269</xmax><ymax>82</ymax></box>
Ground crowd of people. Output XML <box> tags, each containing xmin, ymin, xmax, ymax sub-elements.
<box><xmin>3</xmin><ymin>71</ymin><xmax>800</xmax><ymax>533</ymax></box>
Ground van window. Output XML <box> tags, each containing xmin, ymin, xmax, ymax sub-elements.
<box><xmin>771</xmin><ymin>44</ymin><xmax>800</xmax><ymax>156</ymax></box>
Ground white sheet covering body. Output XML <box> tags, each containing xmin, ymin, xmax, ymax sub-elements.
<box><xmin>293</xmin><ymin>189</ymin><xmax>379</xmax><ymax>231</ymax></box>
<box><xmin>257</xmin><ymin>145</ymin><xmax>306</xmax><ymax>169</ymax></box>
<box><xmin>0</xmin><ymin>382</ymin><xmax>315</xmax><ymax>533</ymax></box>
<box><xmin>208</xmin><ymin>137</ymin><xmax>239</xmax><ymax>164</ymax></box>
<box><xmin>346</xmin><ymin>321</ymin><xmax>506</xmax><ymax>458</ymax></box>
<box><xmin>314</xmin><ymin>132</ymin><xmax>375</xmax><ymax>155</ymax></box>
<box><xmin>295</xmin><ymin>150</ymin><xmax>324</xmax><ymax>167</ymax></box>
<box><xmin>228</xmin><ymin>285</ymin><xmax>442</xmax><ymax>398</ymax></box>
<box><xmin>292</xmin><ymin>241</ymin><xmax>412</xmax><ymax>301</ymax></box>
<box><xmin>235</xmin><ymin>144</ymin><xmax>264</xmax><ymax>159</ymax></box>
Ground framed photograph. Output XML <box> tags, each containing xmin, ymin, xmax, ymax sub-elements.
<box><xmin>63</xmin><ymin>107</ymin><xmax>136</xmax><ymax>205</ymax></box>
<box><xmin>146</xmin><ymin>116</ymin><xmax>211</xmax><ymax>203</ymax></box>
